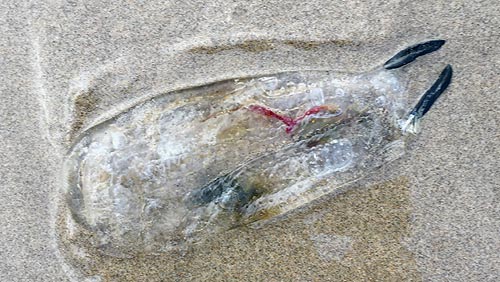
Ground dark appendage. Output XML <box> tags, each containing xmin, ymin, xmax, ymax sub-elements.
<box><xmin>189</xmin><ymin>175</ymin><xmax>234</xmax><ymax>206</ymax></box>
<box><xmin>384</xmin><ymin>40</ymin><xmax>446</xmax><ymax>70</ymax></box>
<box><xmin>188</xmin><ymin>173</ymin><xmax>264</xmax><ymax>212</ymax></box>
<box><xmin>411</xmin><ymin>64</ymin><xmax>453</xmax><ymax>118</ymax></box>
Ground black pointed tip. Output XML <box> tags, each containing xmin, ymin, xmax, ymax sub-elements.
<box><xmin>429</xmin><ymin>39</ymin><xmax>446</xmax><ymax>49</ymax></box>
<box><xmin>412</xmin><ymin>64</ymin><xmax>453</xmax><ymax>118</ymax></box>
<box><xmin>384</xmin><ymin>39</ymin><xmax>446</xmax><ymax>70</ymax></box>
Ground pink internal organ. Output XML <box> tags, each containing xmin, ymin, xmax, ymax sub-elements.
<box><xmin>248</xmin><ymin>104</ymin><xmax>336</xmax><ymax>133</ymax></box>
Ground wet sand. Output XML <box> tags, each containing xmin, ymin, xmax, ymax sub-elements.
<box><xmin>1</xmin><ymin>1</ymin><xmax>499</xmax><ymax>281</ymax></box>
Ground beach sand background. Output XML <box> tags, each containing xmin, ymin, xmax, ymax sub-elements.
<box><xmin>1</xmin><ymin>1</ymin><xmax>498</xmax><ymax>281</ymax></box>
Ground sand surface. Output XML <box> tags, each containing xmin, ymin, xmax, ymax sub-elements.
<box><xmin>1</xmin><ymin>1</ymin><xmax>499</xmax><ymax>281</ymax></box>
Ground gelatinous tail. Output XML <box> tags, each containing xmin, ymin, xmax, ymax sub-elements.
<box><xmin>384</xmin><ymin>40</ymin><xmax>446</xmax><ymax>70</ymax></box>
<box><xmin>401</xmin><ymin>64</ymin><xmax>453</xmax><ymax>133</ymax></box>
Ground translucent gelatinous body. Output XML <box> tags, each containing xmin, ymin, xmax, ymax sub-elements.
<box><xmin>65</xmin><ymin>69</ymin><xmax>411</xmax><ymax>256</ymax></box>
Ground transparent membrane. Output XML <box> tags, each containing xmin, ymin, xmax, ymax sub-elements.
<box><xmin>65</xmin><ymin>69</ymin><xmax>411</xmax><ymax>256</ymax></box>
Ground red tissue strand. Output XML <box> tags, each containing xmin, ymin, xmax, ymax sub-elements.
<box><xmin>248</xmin><ymin>104</ymin><xmax>329</xmax><ymax>133</ymax></box>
